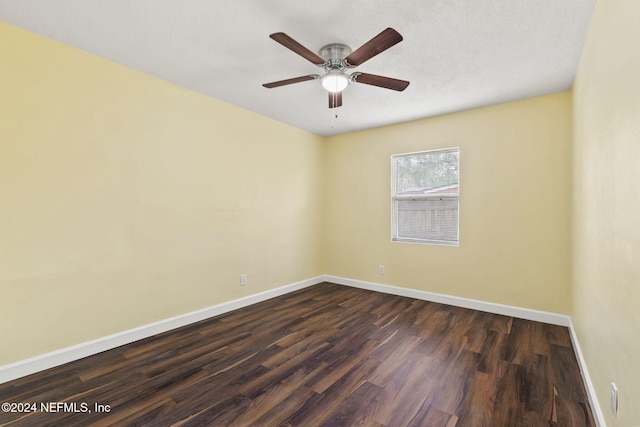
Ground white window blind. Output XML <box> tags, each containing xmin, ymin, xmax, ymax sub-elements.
<box><xmin>392</xmin><ymin>148</ymin><xmax>460</xmax><ymax>246</ymax></box>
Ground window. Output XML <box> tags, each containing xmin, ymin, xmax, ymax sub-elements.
<box><xmin>392</xmin><ymin>148</ymin><xmax>459</xmax><ymax>246</ymax></box>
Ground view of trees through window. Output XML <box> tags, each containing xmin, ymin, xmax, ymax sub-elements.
<box><xmin>395</xmin><ymin>150</ymin><xmax>459</xmax><ymax>193</ymax></box>
<box><xmin>392</xmin><ymin>148</ymin><xmax>459</xmax><ymax>245</ymax></box>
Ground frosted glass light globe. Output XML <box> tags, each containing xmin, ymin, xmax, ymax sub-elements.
<box><xmin>321</xmin><ymin>71</ymin><xmax>349</xmax><ymax>93</ymax></box>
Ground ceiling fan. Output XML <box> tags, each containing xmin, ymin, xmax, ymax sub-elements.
<box><xmin>263</xmin><ymin>28</ymin><xmax>410</xmax><ymax>108</ymax></box>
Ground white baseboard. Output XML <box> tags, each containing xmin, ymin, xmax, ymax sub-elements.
<box><xmin>568</xmin><ymin>319</ymin><xmax>606</xmax><ymax>427</ymax></box>
<box><xmin>0</xmin><ymin>275</ymin><xmax>324</xmax><ymax>385</ymax></box>
<box><xmin>324</xmin><ymin>275</ymin><xmax>570</xmax><ymax>326</ymax></box>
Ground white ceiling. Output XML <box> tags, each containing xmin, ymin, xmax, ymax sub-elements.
<box><xmin>0</xmin><ymin>0</ymin><xmax>595</xmax><ymax>137</ymax></box>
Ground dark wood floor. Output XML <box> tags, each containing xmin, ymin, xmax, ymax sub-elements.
<box><xmin>0</xmin><ymin>282</ymin><xmax>595</xmax><ymax>426</ymax></box>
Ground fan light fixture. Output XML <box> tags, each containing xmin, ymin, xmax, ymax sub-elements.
<box><xmin>321</xmin><ymin>71</ymin><xmax>349</xmax><ymax>93</ymax></box>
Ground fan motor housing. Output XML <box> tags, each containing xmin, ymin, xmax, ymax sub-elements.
<box><xmin>319</xmin><ymin>43</ymin><xmax>352</xmax><ymax>71</ymax></box>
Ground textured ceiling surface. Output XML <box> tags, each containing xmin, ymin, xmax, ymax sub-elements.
<box><xmin>0</xmin><ymin>0</ymin><xmax>595</xmax><ymax>136</ymax></box>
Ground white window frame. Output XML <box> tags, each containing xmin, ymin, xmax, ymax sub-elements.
<box><xmin>391</xmin><ymin>148</ymin><xmax>460</xmax><ymax>246</ymax></box>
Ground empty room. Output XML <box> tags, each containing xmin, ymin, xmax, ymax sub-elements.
<box><xmin>1</xmin><ymin>1</ymin><xmax>638</xmax><ymax>426</ymax></box>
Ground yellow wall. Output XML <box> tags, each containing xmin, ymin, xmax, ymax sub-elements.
<box><xmin>572</xmin><ymin>0</ymin><xmax>640</xmax><ymax>425</ymax></box>
<box><xmin>324</xmin><ymin>93</ymin><xmax>573</xmax><ymax>313</ymax></box>
<box><xmin>0</xmin><ymin>23</ymin><xmax>324</xmax><ymax>365</ymax></box>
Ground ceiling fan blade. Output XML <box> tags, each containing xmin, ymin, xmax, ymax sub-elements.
<box><xmin>262</xmin><ymin>75</ymin><xmax>318</xmax><ymax>88</ymax></box>
<box><xmin>329</xmin><ymin>91</ymin><xmax>343</xmax><ymax>108</ymax></box>
<box><xmin>344</xmin><ymin>28</ymin><xmax>403</xmax><ymax>67</ymax></box>
<box><xmin>270</xmin><ymin>33</ymin><xmax>325</xmax><ymax>65</ymax></box>
<box><xmin>353</xmin><ymin>73</ymin><xmax>410</xmax><ymax>91</ymax></box>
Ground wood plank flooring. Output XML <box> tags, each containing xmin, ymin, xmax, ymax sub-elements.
<box><xmin>0</xmin><ymin>282</ymin><xmax>595</xmax><ymax>426</ymax></box>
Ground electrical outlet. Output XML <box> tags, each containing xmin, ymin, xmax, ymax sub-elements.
<box><xmin>610</xmin><ymin>382</ymin><xmax>618</xmax><ymax>417</ymax></box>
<box><xmin>378</xmin><ymin>265</ymin><xmax>385</xmax><ymax>275</ymax></box>
<box><xmin>240</xmin><ymin>274</ymin><xmax>247</xmax><ymax>286</ymax></box>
